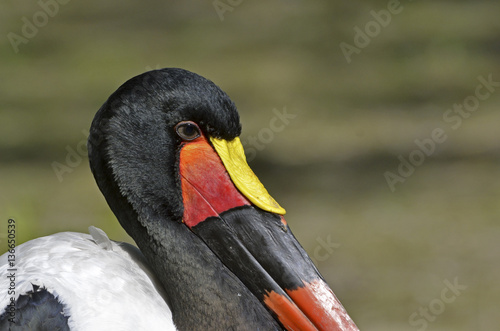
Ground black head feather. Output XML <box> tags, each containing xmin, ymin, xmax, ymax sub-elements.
<box><xmin>88</xmin><ymin>68</ymin><xmax>242</xmax><ymax>233</ymax></box>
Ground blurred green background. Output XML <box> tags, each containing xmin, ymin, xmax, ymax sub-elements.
<box><xmin>1</xmin><ymin>1</ymin><xmax>499</xmax><ymax>330</ymax></box>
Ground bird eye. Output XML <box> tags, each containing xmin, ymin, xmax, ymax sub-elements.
<box><xmin>175</xmin><ymin>121</ymin><xmax>201</xmax><ymax>141</ymax></box>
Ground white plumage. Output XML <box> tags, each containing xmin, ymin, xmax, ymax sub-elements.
<box><xmin>0</xmin><ymin>227</ymin><xmax>176</xmax><ymax>331</ymax></box>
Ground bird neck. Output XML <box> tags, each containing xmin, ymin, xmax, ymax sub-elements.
<box><xmin>130</xmin><ymin>215</ymin><xmax>281</xmax><ymax>330</ymax></box>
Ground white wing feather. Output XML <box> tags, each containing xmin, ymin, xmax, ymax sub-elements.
<box><xmin>0</xmin><ymin>229</ymin><xmax>176</xmax><ymax>331</ymax></box>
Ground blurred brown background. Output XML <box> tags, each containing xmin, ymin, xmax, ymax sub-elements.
<box><xmin>1</xmin><ymin>1</ymin><xmax>499</xmax><ymax>330</ymax></box>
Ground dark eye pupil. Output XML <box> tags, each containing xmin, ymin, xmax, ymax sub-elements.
<box><xmin>183</xmin><ymin>124</ymin><xmax>196</xmax><ymax>136</ymax></box>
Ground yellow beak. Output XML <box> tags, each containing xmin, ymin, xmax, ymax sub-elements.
<box><xmin>210</xmin><ymin>137</ymin><xmax>286</xmax><ymax>215</ymax></box>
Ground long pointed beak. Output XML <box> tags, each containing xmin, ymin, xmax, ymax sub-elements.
<box><xmin>179</xmin><ymin>135</ymin><xmax>358</xmax><ymax>331</ymax></box>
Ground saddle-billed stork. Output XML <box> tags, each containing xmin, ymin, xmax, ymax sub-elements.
<box><xmin>0</xmin><ymin>68</ymin><xmax>358</xmax><ymax>331</ymax></box>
